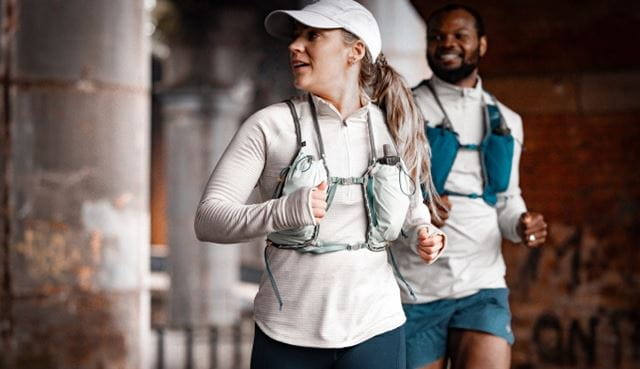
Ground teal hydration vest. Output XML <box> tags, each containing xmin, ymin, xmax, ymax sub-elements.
<box><xmin>419</xmin><ymin>80</ymin><xmax>514</xmax><ymax>206</ymax></box>
<box><xmin>265</xmin><ymin>95</ymin><xmax>416</xmax><ymax>308</ymax></box>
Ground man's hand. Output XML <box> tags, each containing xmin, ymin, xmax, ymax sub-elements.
<box><xmin>517</xmin><ymin>212</ymin><xmax>547</xmax><ymax>247</ymax></box>
<box><xmin>310</xmin><ymin>182</ymin><xmax>328</xmax><ymax>223</ymax></box>
<box><xmin>428</xmin><ymin>195</ymin><xmax>451</xmax><ymax>227</ymax></box>
<box><xmin>417</xmin><ymin>227</ymin><xmax>445</xmax><ymax>263</ymax></box>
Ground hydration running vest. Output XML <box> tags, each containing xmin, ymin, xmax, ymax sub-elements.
<box><xmin>418</xmin><ymin>80</ymin><xmax>514</xmax><ymax>206</ymax></box>
<box><xmin>265</xmin><ymin>94</ymin><xmax>416</xmax><ymax>308</ymax></box>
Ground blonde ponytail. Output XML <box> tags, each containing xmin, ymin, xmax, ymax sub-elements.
<box><xmin>370</xmin><ymin>54</ymin><xmax>425</xmax><ymax>179</ymax></box>
<box><xmin>341</xmin><ymin>30</ymin><xmax>440</xmax><ymax>210</ymax></box>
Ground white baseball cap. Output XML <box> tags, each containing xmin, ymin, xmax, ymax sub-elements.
<box><xmin>264</xmin><ymin>0</ymin><xmax>382</xmax><ymax>61</ymax></box>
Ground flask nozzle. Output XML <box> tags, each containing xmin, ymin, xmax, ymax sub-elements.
<box><xmin>378</xmin><ymin>144</ymin><xmax>400</xmax><ymax>165</ymax></box>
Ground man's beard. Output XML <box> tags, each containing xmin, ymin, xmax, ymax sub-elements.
<box><xmin>428</xmin><ymin>48</ymin><xmax>481</xmax><ymax>84</ymax></box>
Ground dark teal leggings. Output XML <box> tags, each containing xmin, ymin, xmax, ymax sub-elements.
<box><xmin>250</xmin><ymin>324</ymin><xmax>406</xmax><ymax>369</ymax></box>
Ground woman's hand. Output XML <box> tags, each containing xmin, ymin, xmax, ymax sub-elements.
<box><xmin>310</xmin><ymin>182</ymin><xmax>328</xmax><ymax>223</ymax></box>
<box><xmin>417</xmin><ymin>226</ymin><xmax>445</xmax><ymax>264</ymax></box>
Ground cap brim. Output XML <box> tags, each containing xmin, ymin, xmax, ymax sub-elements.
<box><xmin>264</xmin><ymin>10</ymin><xmax>342</xmax><ymax>40</ymax></box>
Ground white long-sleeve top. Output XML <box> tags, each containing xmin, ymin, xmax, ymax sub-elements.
<box><xmin>394</xmin><ymin>76</ymin><xmax>527</xmax><ymax>303</ymax></box>
<box><xmin>195</xmin><ymin>93</ymin><xmax>430</xmax><ymax>348</ymax></box>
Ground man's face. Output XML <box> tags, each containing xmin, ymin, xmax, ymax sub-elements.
<box><xmin>427</xmin><ymin>9</ymin><xmax>487</xmax><ymax>85</ymax></box>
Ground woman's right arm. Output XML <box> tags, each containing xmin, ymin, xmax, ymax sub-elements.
<box><xmin>194</xmin><ymin>112</ymin><xmax>315</xmax><ymax>244</ymax></box>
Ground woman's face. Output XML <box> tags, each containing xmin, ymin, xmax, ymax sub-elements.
<box><xmin>288</xmin><ymin>25</ymin><xmax>352</xmax><ymax>95</ymax></box>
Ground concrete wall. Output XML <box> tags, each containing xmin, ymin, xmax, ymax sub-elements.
<box><xmin>363</xmin><ymin>0</ymin><xmax>431</xmax><ymax>87</ymax></box>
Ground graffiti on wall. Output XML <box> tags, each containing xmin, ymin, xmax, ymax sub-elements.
<box><xmin>532</xmin><ymin>310</ymin><xmax>640</xmax><ymax>367</ymax></box>
<box><xmin>509</xmin><ymin>223</ymin><xmax>640</xmax><ymax>368</ymax></box>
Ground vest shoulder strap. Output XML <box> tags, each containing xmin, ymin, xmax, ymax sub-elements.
<box><xmin>284</xmin><ymin>99</ymin><xmax>305</xmax><ymax>148</ymax></box>
<box><xmin>481</xmin><ymin>92</ymin><xmax>511</xmax><ymax>134</ymax></box>
<box><xmin>423</xmin><ymin>80</ymin><xmax>455</xmax><ymax>131</ymax></box>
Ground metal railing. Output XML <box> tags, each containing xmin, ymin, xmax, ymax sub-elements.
<box><xmin>151</xmin><ymin>316</ymin><xmax>254</xmax><ymax>369</ymax></box>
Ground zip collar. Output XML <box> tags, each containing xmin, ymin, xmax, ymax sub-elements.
<box><xmin>430</xmin><ymin>75</ymin><xmax>484</xmax><ymax>101</ymax></box>
<box><xmin>310</xmin><ymin>92</ymin><xmax>372</xmax><ymax>122</ymax></box>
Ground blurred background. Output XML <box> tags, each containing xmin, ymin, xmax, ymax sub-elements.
<box><xmin>0</xmin><ymin>0</ymin><xmax>638</xmax><ymax>368</ymax></box>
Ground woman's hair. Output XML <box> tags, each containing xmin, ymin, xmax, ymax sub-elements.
<box><xmin>342</xmin><ymin>30</ymin><xmax>440</xmax><ymax>211</ymax></box>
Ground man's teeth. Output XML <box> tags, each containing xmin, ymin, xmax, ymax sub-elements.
<box><xmin>440</xmin><ymin>54</ymin><xmax>459</xmax><ymax>61</ymax></box>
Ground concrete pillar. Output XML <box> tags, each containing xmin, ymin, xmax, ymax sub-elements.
<box><xmin>163</xmin><ymin>8</ymin><xmax>257</xmax><ymax>328</ymax></box>
<box><xmin>362</xmin><ymin>0</ymin><xmax>431</xmax><ymax>87</ymax></box>
<box><xmin>1</xmin><ymin>1</ymin><xmax>150</xmax><ymax>368</ymax></box>
<box><xmin>164</xmin><ymin>86</ymin><xmax>252</xmax><ymax>327</ymax></box>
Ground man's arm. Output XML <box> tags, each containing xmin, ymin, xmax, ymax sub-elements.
<box><xmin>495</xmin><ymin>109</ymin><xmax>527</xmax><ymax>243</ymax></box>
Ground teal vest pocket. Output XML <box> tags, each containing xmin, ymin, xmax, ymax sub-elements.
<box><xmin>482</xmin><ymin>132</ymin><xmax>514</xmax><ymax>194</ymax></box>
<box><xmin>426</xmin><ymin>124</ymin><xmax>459</xmax><ymax>195</ymax></box>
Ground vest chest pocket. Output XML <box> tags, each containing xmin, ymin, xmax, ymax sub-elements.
<box><xmin>365</xmin><ymin>161</ymin><xmax>413</xmax><ymax>251</ymax></box>
<box><xmin>269</xmin><ymin>146</ymin><xmax>327</xmax><ymax>247</ymax></box>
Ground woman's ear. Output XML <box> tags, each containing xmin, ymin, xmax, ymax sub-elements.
<box><xmin>349</xmin><ymin>39</ymin><xmax>367</xmax><ymax>64</ymax></box>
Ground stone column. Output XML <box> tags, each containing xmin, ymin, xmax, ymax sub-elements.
<box><xmin>162</xmin><ymin>8</ymin><xmax>257</xmax><ymax>328</ymax></box>
<box><xmin>0</xmin><ymin>0</ymin><xmax>150</xmax><ymax>368</ymax></box>
<box><xmin>163</xmin><ymin>86</ymin><xmax>251</xmax><ymax>327</ymax></box>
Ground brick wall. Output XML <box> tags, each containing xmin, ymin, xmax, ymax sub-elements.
<box><xmin>502</xmin><ymin>112</ymin><xmax>640</xmax><ymax>369</ymax></box>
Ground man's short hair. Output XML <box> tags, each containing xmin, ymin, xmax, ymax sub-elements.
<box><xmin>427</xmin><ymin>3</ymin><xmax>486</xmax><ymax>37</ymax></box>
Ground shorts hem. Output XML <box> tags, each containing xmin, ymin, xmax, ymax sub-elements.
<box><xmin>448</xmin><ymin>325</ymin><xmax>515</xmax><ymax>345</ymax></box>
